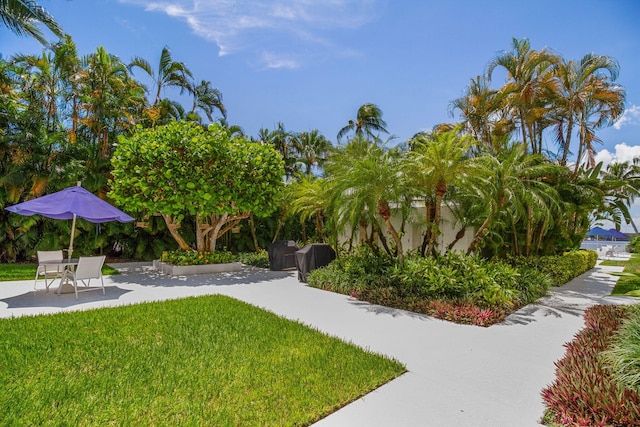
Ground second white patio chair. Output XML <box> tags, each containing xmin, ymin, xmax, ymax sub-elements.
<box><xmin>59</xmin><ymin>255</ymin><xmax>106</xmax><ymax>299</ymax></box>
<box><xmin>35</xmin><ymin>250</ymin><xmax>64</xmax><ymax>291</ymax></box>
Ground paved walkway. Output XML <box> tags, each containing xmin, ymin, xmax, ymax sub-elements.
<box><xmin>0</xmin><ymin>260</ymin><xmax>636</xmax><ymax>426</ymax></box>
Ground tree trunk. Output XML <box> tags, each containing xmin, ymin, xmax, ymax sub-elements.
<box><xmin>446</xmin><ymin>227</ymin><xmax>466</xmax><ymax>252</ymax></box>
<box><xmin>162</xmin><ymin>214</ymin><xmax>192</xmax><ymax>251</ymax></box>
<box><xmin>560</xmin><ymin>119</ymin><xmax>574</xmax><ymax>166</ymax></box>
<box><xmin>249</xmin><ymin>213</ymin><xmax>260</xmax><ymax>252</ymax></box>
<box><xmin>377</xmin><ymin>199</ymin><xmax>403</xmax><ymax>264</ymax></box>
<box><xmin>272</xmin><ymin>208</ymin><xmax>286</xmax><ymax>243</ymax></box>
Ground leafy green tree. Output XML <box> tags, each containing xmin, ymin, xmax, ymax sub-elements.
<box><xmin>288</xmin><ymin>177</ymin><xmax>330</xmax><ymax>242</ymax></box>
<box><xmin>337</xmin><ymin>103</ymin><xmax>389</xmax><ymax>143</ymax></box>
<box><xmin>602</xmin><ymin>159</ymin><xmax>640</xmax><ymax>233</ymax></box>
<box><xmin>110</xmin><ymin>121</ymin><xmax>285</xmax><ymax>252</ymax></box>
<box><xmin>1</xmin><ymin>0</ymin><xmax>63</xmax><ymax>44</ymax></box>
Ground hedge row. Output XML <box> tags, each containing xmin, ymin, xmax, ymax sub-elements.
<box><xmin>507</xmin><ymin>250</ymin><xmax>597</xmax><ymax>286</ymax></box>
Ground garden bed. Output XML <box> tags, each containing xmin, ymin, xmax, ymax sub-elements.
<box><xmin>153</xmin><ymin>260</ymin><xmax>242</xmax><ymax>276</ymax></box>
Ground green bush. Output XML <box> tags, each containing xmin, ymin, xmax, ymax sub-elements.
<box><xmin>161</xmin><ymin>250</ymin><xmax>235</xmax><ymax>266</ymax></box>
<box><xmin>507</xmin><ymin>250</ymin><xmax>596</xmax><ymax>286</ymax></box>
<box><xmin>602</xmin><ymin>304</ymin><xmax>640</xmax><ymax>395</ymax></box>
<box><xmin>236</xmin><ymin>250</ymin><xmax>270</xmax><ymax>268</ymax></box>
<box><xmin>629</xmin><ymin>236</ymin><xmax>640</xmax><ymax>253</ymax></box>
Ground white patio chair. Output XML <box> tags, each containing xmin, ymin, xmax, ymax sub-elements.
<box><xmin>59</xmin><ymin>255</ymin><xmax>106</xmax><ymax>299</ymax></box>
<box><xmin>35</xmin><ymin>250</ymin><xmax>64</xmax><ymax>291</ymax></box>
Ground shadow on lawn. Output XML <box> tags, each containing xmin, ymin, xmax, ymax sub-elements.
<box><xmin>108</xmin><ymin>264</ymin><xmax>295</xmax><ymax>288</ymax></box>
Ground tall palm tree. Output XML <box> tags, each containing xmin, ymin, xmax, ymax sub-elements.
<box><xmin>573</xmin><ymin>75</ymin><xmax>625</xmax><ymax>173</ymax></box>
<box><xmin>293</xmin><ymin>129</ymin><xmax>331</xmax><ymax>176</ymax></box>
<box><xmin>189</xmin><ymin>79</ymin><xmax>225</xmax><ymax>122</ymax></box>
<box><xmin>288</xmin><ymin>176</ymin><xmax>330</xmax><ymax>242</ymax></box>
<box><xmin>487</xmin><ymin>38</ymin><xmax>560</xmax><ymax>154</ymax></box>
<box><xmin>449</xmin><ymin>75</ymin><xmax>510</xmax><ymax>149</ymax></box>
<box><xmin>128</xmin><ymin>46</ymin><xmax>193</xmax><ymax>107</ymax></box>
<box><xmin>553</xmin><ymin>54</ymin><xmax>623</xmax><ymax>166</ymax></box>
<box><xmin>1</xmin><ymin>0</ymin><xmax>63</xmax><ymax>44</ymax></box>
<box><xmin>337</xmin><ymin>103</ymin><xmax>389</xmax><ymax>142</ymax></box>
<box><xmin>406</xmin><ymin>128</ymin><xmax>477</xmax><ymax>256</ymax></box>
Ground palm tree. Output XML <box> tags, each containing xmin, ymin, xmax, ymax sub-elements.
<box><xmin>602</xmin><ymin>160</ymin><xmax>640</xmax><ymax>233</ymax></box>
<box><xmin>189</xmin><ymin>79</ymin><xmax>225</xmax><ymax>122</ymax></box>
<box><xmin>325</xmin><ymin>137</ymin><xmax>408</xmax><ymax>262</ymax></box>
<box><xmin>337</xmin><ymin>103</ymin><xmax>389</xmax><ymax>142</ymax></box>
<box><xmin>288</xmin><ymin>176</ymin><xmax>330</xmax><ymax>242</ymax></box>
<box><xmin>449</xmin><ymin>75</ymin><xmax>510</xmax><ymax>149</ymax></box>
<box><xmin>128</xmin><ymin>46</ymin><xmax>193</xmax><ymax>107</ymax></box>
<box><xmin>572</xmin><ymin>75</ymin><xmax>625</xmax><ymax>173</ymax></box>
<box><xmin>466</xmin><ymin>145</ymin><xmax>562</xmax><ymax>255</ymax></box>
<box><xmin>293</xmin><ymin>129</ymin><xmax>331</xmax><ymax>176</ymax></box>
<box><xmin>487</xmin><ymin>38</ymin><xmax>560</xmax><ymax>154</ymax></box>
<box><xmin>1</xmin><ymin>0</ymin><xmax>63</xmax><ymax>44</ymax></box>
<box><xmin>553</xmin><ymin>54</ymin><xmax>623</xmax><ymax>166</ymax></box>
<box><xmin>406</xmin><ymin>128</ymin><xmax>477</xmax><ymax>256</ymax></box>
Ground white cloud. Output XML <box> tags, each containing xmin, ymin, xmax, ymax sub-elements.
<box><xmin>261</xmin><ymin>51</ymin><xmax>299</xmax><ymax>69</ymax></box>
<box><xmin>614</xmin><ymin>104</ymin><xmax>640</xmax><ymax>130</ymax></box>
<box><xmin>118</xmin><ymin>0</ymin><xmax>378</xmax><ymax>66</ymax></box>
<box><xmin>595</xmin><ymin>142</ymin><xmax>640</xmax><ymax>168</ymax></box>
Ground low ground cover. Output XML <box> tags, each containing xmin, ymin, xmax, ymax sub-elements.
<box><xmin>0</xmin><ymin>295</ymin><xmax>404</xmax><ymax>425</ymax></box>
<box><xmin>541</xmin><ymin>305</ymin><xmax>640</xmax><ymax>426</ymax></box>
<box><xmin>308</xmin><ymin>247</ymin><xmax>596</xmax><ymax>327</ymax></box>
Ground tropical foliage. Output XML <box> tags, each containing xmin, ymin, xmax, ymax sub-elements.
<box><xmin>110</xmin><ymin>121</ymin><xmax>284</xmax><ymax>252</ymax></box>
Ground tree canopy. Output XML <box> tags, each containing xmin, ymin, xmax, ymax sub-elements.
<box><xmin>110</xmin><ymin>121</ymin><xmax>285</xmax><ymax>252</ymax></box>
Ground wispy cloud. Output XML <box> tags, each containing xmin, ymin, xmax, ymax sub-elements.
<box><xmin>614</xmin><ymin>104</ymin><xmax>640</xmax><ymax>129</ymax></box>
<box><xmin>118</xmin><ymin>0</ymin><xmax>379</xmax><ymax>67</ymax></box>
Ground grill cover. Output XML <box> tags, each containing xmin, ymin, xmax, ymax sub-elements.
<box><xmin>295</xmin><ymin>244</ymin><xmax>336</xmax><ymax>283</ymax></box>
<box><xmin>267</xmin><ymin>240</ymin><xmax>300</xmax><ymax>271</ymax></box>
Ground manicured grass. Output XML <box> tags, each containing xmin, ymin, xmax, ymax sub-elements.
<box><xmin>0</xmin><ymin>263</ymin><xmax>119</xmax><ymax>282</ymax></box>
<box><xmin>599</xmin><ymin>259</ymin><xmax>628</xmax><ymax>267</ymax></box>
<box><xmin>0</xmin><ymin>295</ymin><xmax>405</xmax><ymax>425</ymax></box>
<box><xmin>610</xmin><ymin>254</ymin><xmax>640</xmax><ymax>296</ymax></box>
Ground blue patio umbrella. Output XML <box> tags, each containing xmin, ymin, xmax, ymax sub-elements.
<box><xmin>608</xmin><ymin>228</ymin><xmax>630</xmax><ymax>240</ymax></box>
<box><xmin>585</xmin><ymin>226</ymin><xmax>616</xmax><ymax>240</ymax></box>
<box><xmin>5</xmin><ymin>184</ymin><xmax>134</xmax><ymax>259</ymax></box>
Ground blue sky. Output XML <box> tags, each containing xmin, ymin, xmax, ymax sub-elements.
<box><xmin>3</xmin><ymin>0</ymin><xmax>640</xmax><ymax>230</ymax></box>
<box><xmin>3</xmin><ymin>0</ymin><xmax>639</xmax><ymax>157</ymax></box>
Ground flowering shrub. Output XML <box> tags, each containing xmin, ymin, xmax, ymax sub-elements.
<box><xmin>541</xmin><ymin>305</ymin><xmax>640</xmax><ymax>426</ymax></box>
<box><xmin>161</xmin><ymin>250</ymin><xmax>235</xmax><ymax>266</ymax></box>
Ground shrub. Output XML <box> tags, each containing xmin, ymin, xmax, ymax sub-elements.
<box><xmin>308</xmin><ymin>249</ymin><xmax>549</xmax><ymax>327</ymax></box>
<box><xmin>236</xmin><ymin>250</ymin><xmax>270</xmax><ymax>268</ymax></box>
<box><xmin>629</xmin><ymin>236</ymin><xmax>640</xmax><ymax>253</ymax></box>
<box><xmin>541</xmin><ymin>305</ymin><xmax>640</xmax><ymax>426</ymax></box>
<box><xmin>602</xmin><ymin>304</ymin><xmax>640</xmax><ymax>395</ymax></box>
<box><xmin>161</xmin><ymin>250</ymin><xmax>235</xmax><ymax>266</ymax></box>
<box><xmin>508</xmin><ymin>250</ymin><xmax>596</xmax><ymax>286</ymax></box>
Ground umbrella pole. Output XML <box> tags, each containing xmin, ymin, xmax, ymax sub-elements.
<box><xmin>68</xmin><ymin>213</ymin><xmax>77</xmax><ymax>260</ymax></box>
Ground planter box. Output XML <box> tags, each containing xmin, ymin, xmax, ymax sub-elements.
<box><xmin>153</xmin><ymin>260</ymin><xmax>242</xmax><ymax>276</ymax></box>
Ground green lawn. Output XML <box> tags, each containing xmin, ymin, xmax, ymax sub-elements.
<box><xmin>610</xmin><ymin>254</ymin><xmax>640</xmax><ymax>297</ymax></box>
<box><xmin>0</xmin><ymin>262</ymin><xmax>119</xmax><ymax>281</ymax></box>
<box><xmin>0</xmin><ymin>295</ymin><xmax>405</xmax><ymax>425</ymax></box>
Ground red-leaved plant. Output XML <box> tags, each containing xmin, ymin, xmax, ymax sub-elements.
<box><xmin>541</xmin><ymin>305</ymin><xmax>640</xmax><ymax>426</ymax></box>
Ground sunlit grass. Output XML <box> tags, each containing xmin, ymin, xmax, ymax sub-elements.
<box><xmin>0</xmin><ymin>263</ymin><xmax>119</xmax><ymax>281</ymax></box>
<box><xmin>0</xmin><ymin>295</ymin><xmax>404</xmax><ymax>425</ymax></box>
<box><xmin>610</xmin><ymin>254</ymin><xmax>640</xmax><ymax>296</ymax></box>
